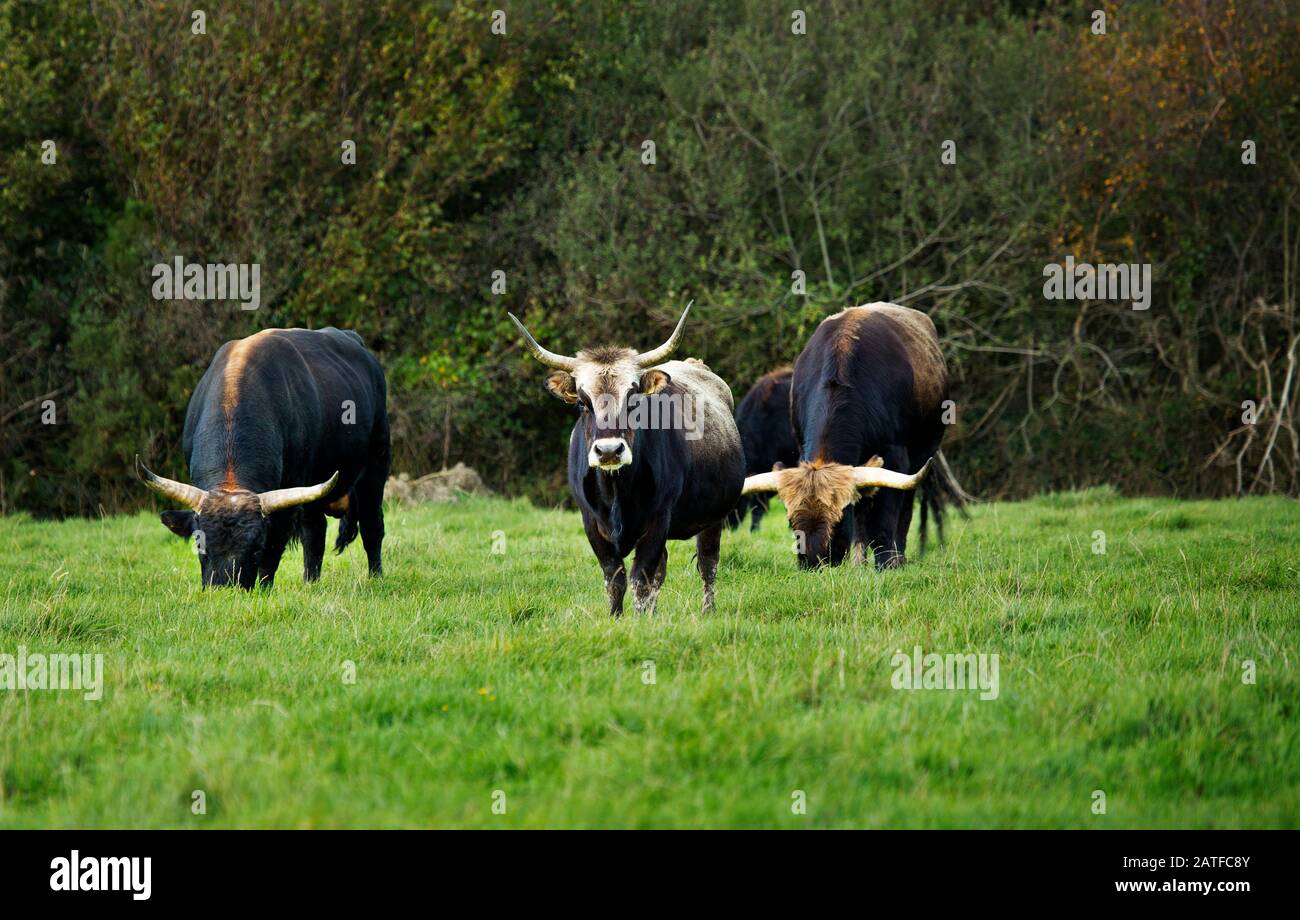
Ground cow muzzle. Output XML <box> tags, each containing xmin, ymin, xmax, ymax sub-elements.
<box><xmin>589</xmin><ymin>437</ymin><xmax>631</xmax><ymax>471</ymax></box>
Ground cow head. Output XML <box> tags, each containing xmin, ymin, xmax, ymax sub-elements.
<box><xmin>741</xmin><ymin>457</ymin><xmax>929</xmax><ymax>568</ymax></box>
<box><xmin>509</xmin><ymin>303</ymin><xmax>691</xmax><ymax>473</ymax></box>
<box><xmin>136</xmin><ymin>457</ymin><xmax>337</xmax><ymax>589</ymax></box>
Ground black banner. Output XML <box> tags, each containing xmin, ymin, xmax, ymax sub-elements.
<box><xmin>0</xmin><ymin>830</ymin><xmax>1286</xmax><ymax>907</ymax></box>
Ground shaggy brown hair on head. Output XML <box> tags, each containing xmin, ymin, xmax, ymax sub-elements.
<box><xmin>775</xmin><ymin>456</ymin><xmax>885</xmax><ymax>533</ymax></box>
<box><xmin>776</xmin><ymin>460</ymin><xmax>860</xmax><ymax>534</ymax></box>
<box><xmin>578</xmin><ymin>345</ymin><xmax>636</xmax><ymax>366</ymax></box>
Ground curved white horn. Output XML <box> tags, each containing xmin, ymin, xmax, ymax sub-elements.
<box><xmin>136</xmin><ymin>455</ymin><xmax>206</xmax><ymax>510</ymax></box>
<box><xmin>853</xmin><ymin>458</ymin><xmax>931</xmax><ymax>491</ymax></box>
<box><xmin>258</xmin><ymin>472</ymin><xmax>340</xmax><ymax>515</ymax></box>
<box><xmin>741</xmin><ymin>469</ymin><xmax>784</xmax><ymax>495</ymax></box>
<box><xmin>634</xmin><ymin>300</ymin><xmax>692</xmax><ymax>367</ymax></box>
<box><xmin>508</xmin><ymin>313</ymin><xmax>579</xmax><ymax>371</ymax></box>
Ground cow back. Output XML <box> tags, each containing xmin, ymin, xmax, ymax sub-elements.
<box><xmin>182</xmin><ymin>327</ymin><xmax>387</xmax><ymax>495</ymax></box>
<box><xmin>791</xmin><ymin>303</ymin><xmax>948</xmax><ymax>467</ymax></box>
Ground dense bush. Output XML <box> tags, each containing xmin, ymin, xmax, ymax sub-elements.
<box><xmin>3</xmin><ymin>0</ymin><xmax>1296</xmax><ymax>516</ymax></box>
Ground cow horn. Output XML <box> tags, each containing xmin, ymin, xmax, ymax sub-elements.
<box><xmin>853</xmin><ymin>458</ymin><xmax>931</xmax><ymax>491</ymax></box>
<box><xmin>741</xmin><ymin>468</ymin><xmax>784</xmax><ymax>495</ymax></box>
<box><xmin>258</xmin><ymin>472</ymin><xmax>340</xmax><ymax>515</ymax></box>
<box><xmin>507</xmin><ymin>313</ymin><xmax>579</xmax><ymax>371</ymax></box>
<box><xmin>136</xmin><ymin>456</ymin><xmax>207</xmax><ymax>510</ymax></box>
<box><xmin>634</xmin><ymin>300</ymin><xmax>692</xmax><ymax>367</ymax></box>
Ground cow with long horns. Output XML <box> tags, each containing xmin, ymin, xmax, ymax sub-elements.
<box><xmin>510</xmin><ymin>304</ymin><xmax>744</xmax><ymax>616</ymax></box>
<box><xmin>137</xmin><ymin>327</ymin><xmax>390</xmax><ymax>589</ymax></box>
<box><xmin>741</xmin><ymin>303</ymin><xmax>947</xmax><ymax>569</ymax></box>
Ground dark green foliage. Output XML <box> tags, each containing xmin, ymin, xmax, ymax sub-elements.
<box><xmin>3</xmin><ymin>0</ymin><xmax>1296</xmax><ymax>515</ymax></box>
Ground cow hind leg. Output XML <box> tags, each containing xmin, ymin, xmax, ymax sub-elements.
<box><xmin>354</xmin><ymin>471</ymin><xmax>386</xmax><ymax>576</ymax></box>
<box><xmin>726</xmin><ymin>497</ymin><xmax>746</xmax><ymax>531</ymax></box>
<box><xmin>350</xmin><ymin>416</ymin><xmax>391</xmax><ymax>577</ymax></box>
<box><xmin>301</xmin><ymin>510</ymin><xmax>328</xmax><ymax>582</ymax></box>
<box><xmin>931</xmin><ymin>492</ymin><xmax>946</xmax><ymax>545</ymax></box>
<box><xmin>696</xmin><ymin>524</ymin><xmax>721</xmax><ymax>612</ymax></box>
<box><xmin>918</xmin><ymin>488</ymin><xmax>931</xmax><ymax>556</ymax></box>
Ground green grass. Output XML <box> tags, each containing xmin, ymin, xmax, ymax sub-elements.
<box><xmin>0</xmin><ymin>490</ymin><xmax>1296</xmax><ymax>828</ymax></box>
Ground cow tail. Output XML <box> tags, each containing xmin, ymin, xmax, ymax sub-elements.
<box><xmin>334</xmin><ymin>493</ymin><xmax>360</xmax><ymax>555</ymax></box>
<box><xmin>918</xmin><ymin>450</ymin><xmax>973</xmax><ymax>556</ymax></box>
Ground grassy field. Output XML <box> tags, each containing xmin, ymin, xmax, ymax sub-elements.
<box><xmin>0</xmin><ymin>488</ymin><xmax>1296</xmax><ymax>828</ymax></box>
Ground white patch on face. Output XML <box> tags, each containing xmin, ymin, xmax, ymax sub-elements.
<box><xmin>570</xmin><ymin>350</ymin><xmax>642</xmax><ymax>473</ymax></box>
<box><xmin>572</xmin><ymin>352</ymin><xmax>640</xmax><ymax>401</ymax></box>
<box><xmin>589</xmin><ymin>437</ymin><xmax>632</xmax><ymax>471</ymax></box>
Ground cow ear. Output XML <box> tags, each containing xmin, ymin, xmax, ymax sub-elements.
<box><xmin>640</xmin><ymin>369</ymin><xmax>671</xmax><ymax>395</ymax></box>
<box><xmin>544</xmin><ymin>371</ymin><xmax>578</xmax><ymax>404</ymax></box>
<box><xmin>160</xmin><ymin>510</ymin><xmax>195</xmax><ymax>538</ymax></box>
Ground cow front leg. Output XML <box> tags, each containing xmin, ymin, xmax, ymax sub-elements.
<box><xmin>631</xmin><ymin>544</ymin><xmax>667</xmax><ymax>615</ymax></box>
<box><xmin>258</xmin><ymin>515</ymin><xmax>294</xmax><ymax>589</ymax></box>
<box><xmin>652</xmin><ymin>546</ymin><xmax>668</xmax><ymax>592</ymax></box>
<box><xmin>630</xmin><ymin>517</ymin><xmax>671</xmax><ymax>616</ymax></box>
<box><xmin>600</xmin><ymin>555</ymin><xmax>627</xmax><ymax>618</ymax></box>
<box><xmin>302</xmin><ymin>510</ymin><xmax>327</xmax><ymax>581</ymax></box>
<box><xmin>861</xmin><ymin>490</ymin><xmax>907</xmax><ymax>569</ymax></box>
<box><xmin>851</xmin><ymin>493</ymin><xmax>874</xmax><ymax>565</ymax></box>
<box><xmin>696</xmin><ymin>523</ymin><xmax>722</xmax><ymax>612</ymax></box>
<box><xmin>860</xmin><ymin>446</ymin><xmax>910</xmax><ymax>570</ymax></box>
<box><xmin>895</xmin><ymin>487</ymin><xmax>916</xmax><ymax>561</ymax></box>
<box><xmin>635</xmin><ymin>543</ymin><xmax>669</xmax><ymax>614</ymax></box>
<box><xmin>584</xmin><ymin>518</ymin><xmax>626</xmax><ymax>617</ymax></box>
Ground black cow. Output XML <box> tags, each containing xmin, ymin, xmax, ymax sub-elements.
<box><xmin>728</xmin><ymin>366</ymin><xmax>798</xmax><ymax>532</ymax></box>
<box><xmin>137</xmin><ymin>327</ymin><xmax>390</xmax><ymax>589</ymax></box>
<box><xmin>741</xmin><ymin>303</ymin><xmax>950</xmax><ymax>569</ymax></box>
<box><xmin>509</xmin><ymin>304</ymin><xmax>745</xmax><ymax>615</ymax></box>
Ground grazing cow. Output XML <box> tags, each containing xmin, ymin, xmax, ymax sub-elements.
<box><xmin>509</xmin><ymin>304</ymin><xmax>744</xmax><ymax>616</ymax></box>
<box><xmin>740</xmin><ymin>302</ymin><xmax>950</xmax><ymax>569</ymax></box>
<box><xmin>728</xmin><ymin>366</ymin><xmax>798</xmax><ymax>532</ymax></box>
<box><xmin>137</xmin><ymin>327</ymin><xmax>390</xmax><ymax>589</ymax></box>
